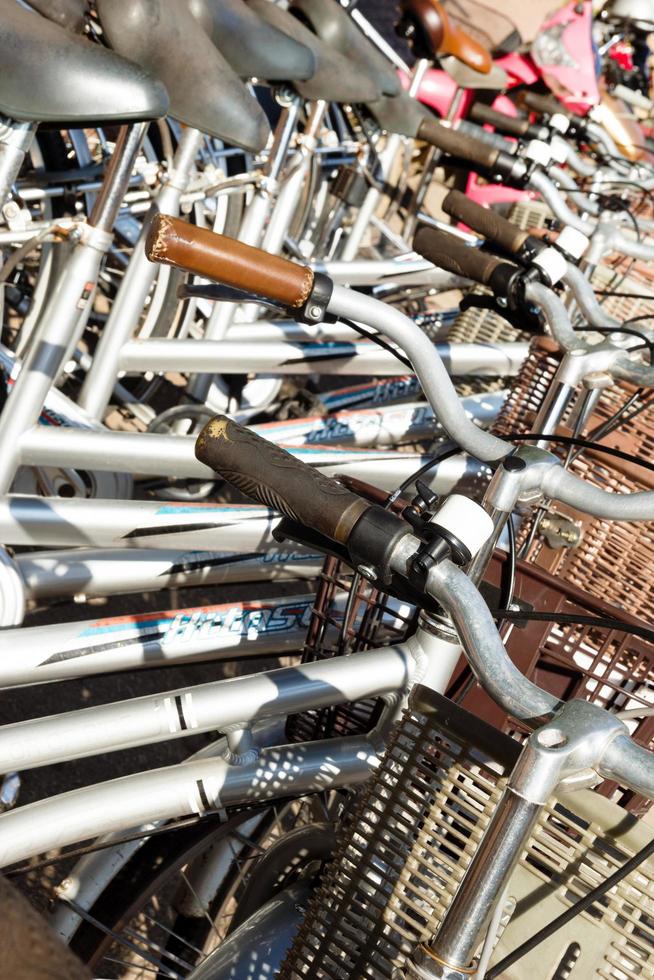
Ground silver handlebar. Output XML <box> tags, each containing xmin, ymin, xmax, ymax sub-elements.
<box><xmin>421</xmin><ymin>557</ymin><xmax>654</xmax><ymax>801</ymax></box>
<box><xmin>328</xmin><ymin>285</ymin><xmax>654</xmax><ymax>520</ymax></box>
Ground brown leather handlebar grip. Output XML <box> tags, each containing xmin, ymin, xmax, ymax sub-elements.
<box><xmin>442</xmin><ymin>190</ymin><xmax>530</xmax><ymax>256</ymax></box>
<box><xmin>195</xmin><ymin>415</ymin><xmax>371</xmax><ymax>544</ymax></box>
<box><xmin>145</xmin><ymin>213</ymin><xmax>314</xmax><ymax>309</ymax></box>
<box><xmin>469</xmin><ymin>103</ymin><xmax>530</xmax><ymax>137</ymax></box>
<box><xmin>417</xmin><ymin>117</ymin><xmax>500</xmax><ymax>170</ymax></box>
<box><xmin>413</xmin><ymin>225</ymin><xmax>517</xmax><ymax>286</ymax></box>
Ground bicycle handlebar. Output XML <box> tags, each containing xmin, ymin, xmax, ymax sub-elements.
<box><xmin>469</xmin><ymin>102</ymin><xmax>531</xmax><ymax>138</ymax></box>
<box><xmin>520</xmin><ymin>91</ymin><xmax>578</xmax><ymax>121</ymax></box>
<box><xmin>145</xmin><ymin>213</ymin><xmax>314</xmax><ymax>309</ymax></box>
<box><xmin>195</xmin><ymin>415</ymin><xmax>370</xmax><ymax>544</ymax></box>
<box><xmin>427</xmin><ymin>560</ymin><xmax>654</xmax><ymax>799</ymax></box>
<box><xmin>413</xmin><ymin>224</ymin><xmax>519</xmax><ymax>289</ymax></box>
<box><xmin>442</xmin><ymin>189</ymin><xmax>536</xmax><ymax>258</ymax></box>
<box><xmin>417</xmin><ymin>117</ymin><xmax>501</xmax><ymax>170</ymax></box>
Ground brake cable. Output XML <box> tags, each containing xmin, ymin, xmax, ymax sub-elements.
<box><xmin>486</xmin><ymin>835</ymin><xmax>654</xmax><ymax>978</ymax></box>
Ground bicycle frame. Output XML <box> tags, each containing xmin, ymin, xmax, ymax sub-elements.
<box><xmin>0</xmin><ymin>624</ymin><xmax>451</xmax><ymax>867</ymax></box>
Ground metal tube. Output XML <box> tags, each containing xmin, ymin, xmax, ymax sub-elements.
<box><xmin>0</xmin><ymin>593</ymin><xmax>319</xmax><ymax>688</ymax></box>
<box><xmin>528</xmin><ymin>169</ymin><xmax>594</xmax><ymax>236</ymax></box>
<box><xmin>0</xmin><ymin>496</ymin><xmax>281</xmax><ymax>549</ymax></box>
<box><xmin>323</xmin><ymin>259</ymin><xmax>465</xmax><ymax>289</ymax></box>
<box><xmin>0</xmin><ymin>239</ymin><xmax>111</xmax><ymax>492</ymax></box>
<box><xmin>532</xmin><ymin>380</ymin><xmax>576</xmax><ymax>449</ymax></box>
<box><xmin>600</xmin><ymin>734</ymin><xmax>654</xmax><ymax>801</ymax></box>
<box><xmin>425</xmin><ymin>559</ymin><xmax>561</xmax><ymax>723</ymax></box>
<box><xmin>341</xmin><ymin>132</ymin><xmax>404</xmax><ymax>261</ymax></box>
<box><xmin>543</xmin><ymin>464</ymin><xmax>654</xmax><ymax>520</ymax></box>
<box><xmin>266</xmin><ymin>99</ymin><xmax>301</xmax><ymax>183</ymax></box>
<box><xmin>0</xmin><ymin>119</ymin><xmax>36</xmax><ymax>205</ymax></box>
<box><xmin>116</xmin><ymin>337</ymin><xmax>528</xmax><ymax>376</ymax></box>
<box><xmin>327</xmin><ymin>285</ymin><xmax>511</xmax><ymax>462</ymax></box>
<box><xmin>79</xmin><ymin>127</ymin><xmax>204</xmax><ymax>418</ymax></box>
<box><xmin>88</xmin><ymin>124</ymin><xmax>148</xmax><ymax>232</ymax></box>
<box><xmin>423</xmin><ymin>791</ymin><xmax>541</xmax><ymax>972</ymax></box>
<box><xmin>562</xmin><ymin>263</ymin><xmax>619</xmax><ymax>329</ymax></box>
<box><xmin>18</xmin><ymin>425</ymin><xmax>481</xmax><ymax>487</ymax></box>
<box><xmin>525</xmin><ymin>280</ymin><xmax>585</xmax><ymax>351</ymax></box>
<box><xmin>0</xmin><ymin>124</ymin><xmax>147</xmax><ymax>491</ymax></box>
<box><xmin>16</xmin><ymin>547</ymin><xmax>322</xmax><ymax>600</ymax></box>
<box><xmin>0</xmin><ymin>737</ymin><xmax>377</xmax><ymax>869</ymax></box>
<box><xmin>0</xmin><ymin>644</ymin><xmax>411</xmax><ymax>764</ymax></box>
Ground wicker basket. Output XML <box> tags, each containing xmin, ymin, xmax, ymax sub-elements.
<box><xmin>286</xmin><ymin>553</ymin><xmax>416</xmax><ymax>744</ymax></box>
<box><xmin>493</xmin><ymin>337</ymin><xmax>654</xmax><ymax>621</ymax></box>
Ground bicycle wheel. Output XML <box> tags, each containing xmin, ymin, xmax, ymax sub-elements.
<box><xmin>66</xmin><ymin>795</ymin><xmax>340</xmax><ymax>978</ymax></box>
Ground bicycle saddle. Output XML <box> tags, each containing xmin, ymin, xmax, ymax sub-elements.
<box><xmin>399</xmin><ymin>0</ymin><xmax>493</xmax><ymax>74</ymax></box>
<box><xmin>96</xmin><ymin>0</ymin><xmax>270</xmax><ymax>153</ymax></box>
<box><xmin>0</xmin><ymin>0</ymin><xmax>168</xmax><ymax>126</ymax></box>
<box><xmin>25</xmin><ymin>0</ymin><xmax>85</xmax><ymax>33</ymax></box>
<box><xmin>366</xmin><ymin>92</ymin><xmax>433</xmax><ymax>139</ymax></box>
<box><xmin>188</xmin><ymin>0</ymin><xmax>315</xmax><ymax>83</ymax></box>
<box><xmin>247</xmin><ymin>0</ymin><xmax>382</xmax><ymax>104</ymax></box>
<box><xmin>291</xmin><ymin>0</ymin><xmax>401</xmax><ymax>98</ymax></box>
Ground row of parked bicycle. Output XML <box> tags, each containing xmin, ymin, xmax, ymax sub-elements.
<box><xmin>0</xmin><ymin>0</ymin><xmax>654</xmax><ymax>977</ymax></box>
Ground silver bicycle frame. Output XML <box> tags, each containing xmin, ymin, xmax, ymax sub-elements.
<box><xmin>0</xmin><ymin>624</ymin><xmax>464</xmax><ymax>868</ymax></box>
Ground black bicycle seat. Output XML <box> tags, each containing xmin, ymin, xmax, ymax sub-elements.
<box><xmin>292</xmin><ymin>0</ymin><xmax>401</xmax><ymax>98</ymax></box>
<box><xmin>0</xmin><ymin>0</ymin><xmax>168</xmax><ymax>126</ymax></box>
<box><xmin>97</xmin><ymin>0</ymin><xmax>270</xmax><ymax>153</ymax></box>
<box><xmin>247</xmin><ymin>0</ymin><xmax>382</xmax><ymax>104</ymax></box>
<box><xmin>25</xmin><ymin>0</ymin><xmax>86</xmax><ymax>33</ymax></box>
<box><xmin>189</xmin><ymin>0</ymin><xmax>315</xmax><ymax>83</ymax></box>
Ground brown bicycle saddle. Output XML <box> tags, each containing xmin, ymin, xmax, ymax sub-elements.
<box><xmin>399</xmin><ymin>0</ymin><xmax>493</xmax><ymax>74</ymax></box>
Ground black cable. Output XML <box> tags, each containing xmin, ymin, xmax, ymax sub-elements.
<box><xmin>561</xmin><ymin>186</ymin><xmax>643</xmax><ymax>240</ymax></box>
<box><xmin>577</xmin><ymin>324</ymin><xmax>654</xmax><ymax>362</ymax></box>
<box><xmin>506</xmin><ymin>431</ymin><xmax>654</xmax><ymax>476</ymax></box>
<box><xmin>386</xmin><ymin>441</ymin><xmax>461</xmax><ymax>506</ymax></box>
<box><xmin>338</xmin><ymin>316</ymin><xmax>413</xmax><ymax>370</ymax></box>
<box><xmin>587</xmin><ymin>388</ymin><xmax>652</xmax><ymax>443</ymax></box>
<box><xmin>493</xmin><ymin>609</ymin><xmax>654</xmax><ymax>645</ymax></box>
<box><xmin>593</xmin><ymin>290</ymin><xmax>654</xmax><ymax>299</ymax></box>
<box><xmin>485</xmin><ymin>835</ymin><xmax>654</xmax><ymax>979</ymax></box>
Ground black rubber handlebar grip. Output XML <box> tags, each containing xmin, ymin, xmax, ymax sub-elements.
<box><xmin>414</xmin><ymin>225</ymin><xmax>515</xmax><ymax>286</ymax></box>
<box><xmin>195</xmin><ymin>416</ymin><xmax>371</xmax><ymax>544</ymax></box>
<box><xmin>417</xmin><ymin>117</ymin><xmax>499</xmax><ymax>170</ymax></box>
<box><xmin>521</xmin><ymin>92</ymin><xmax>576</xmax><ymax>120</ymax></box>
<box><xmin>469</xmin><ymin>103</ymin><xmax>530</xmax><ymax>137</ymax></box>
<box><xmin>442</xmin><ymin>190</ymin><xmax>530</xmax><ymax>256</ymax></box>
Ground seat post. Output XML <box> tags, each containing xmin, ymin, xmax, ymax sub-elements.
<box><xmin>187</xmin><ymin>94</ymin><xmax>303</xmax><ymax>405</ymax></box>
<box><xmin>78</xmin><ymin>125</ymin><xmax>205</xmax><ymax>419</ymax></box>
<box><xmin>0</xmin><ymin>118</ymin><xmax>37</xmax><ymax>212</ymax></box>
<box><xmin>88</xmin><ymin>123</ymin><xmax>148</xmax><ymax>233</ymax></box>
<box><xmin>0</xmin><ymin>123</ymin><xmax>147</xmax><ymax>494</ymax></box>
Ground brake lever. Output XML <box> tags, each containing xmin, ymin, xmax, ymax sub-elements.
<box><xmin>177</xmin><ymin>282</ymin><xmax>287</xmax><ymax>313</ymax></box>
<box><xmin>459</xmin><ymin>291</ymin><xmax>541</xmax><ymax>333</ymax></box>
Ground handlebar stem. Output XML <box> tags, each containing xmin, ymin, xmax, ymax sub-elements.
<box><xmin>419</xmin><ymin>700</ymin><xmax>633</xmax><ymax>976</ymax></box>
